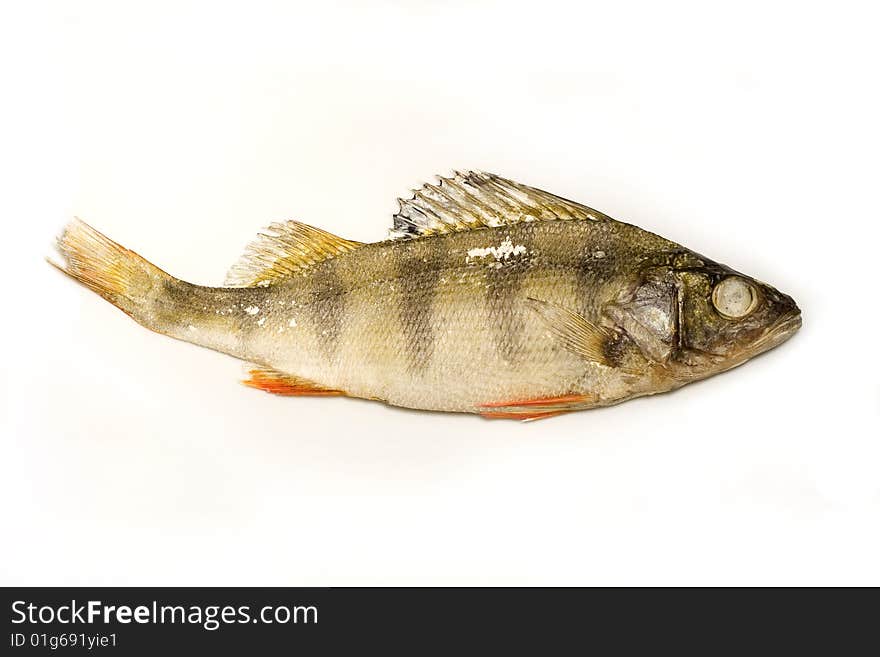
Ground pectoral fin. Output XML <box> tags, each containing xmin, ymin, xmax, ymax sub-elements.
<box><xmin>525</xmin><ymin>298</ymin><xmax>613</xmax><ymax>366</ymax></box>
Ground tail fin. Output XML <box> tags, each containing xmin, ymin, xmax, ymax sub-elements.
<box><xmin>50</xmin><ymin>218</ymin><xmax>251</xmax><ymax>358</ymax></box>
<box><xmin>49</xmin><ymin>218</ymin><xmax>166</xmax><ymax>317</ymax></box>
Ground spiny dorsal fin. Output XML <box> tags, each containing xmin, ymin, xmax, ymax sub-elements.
<box><xmin>225</xmin><ymin>221</ymin><xmax>362</xmax><ymax>287</ymax></box>
<box><xmin>390</xmin><ymin>170</ymin><xmax>612</xmax><ymax>240</ymax></box>
<box><xmin>526</xmin><ymin>298</ymin><xmax>613</xmax><ymax>366</ymax></box>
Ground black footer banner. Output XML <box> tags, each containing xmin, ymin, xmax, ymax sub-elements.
<box><xmin>1</xmin><ymin>587</ymin><xmax>871</xmax><ymax>653</ymax></box>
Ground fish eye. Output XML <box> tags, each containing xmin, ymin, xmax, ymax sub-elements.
<box><xmin>712</xmin><ymin>277</ymin><xmax>758</xmax><ymax>319</ymax></box>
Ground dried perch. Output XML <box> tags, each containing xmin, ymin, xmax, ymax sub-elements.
<box><xmin>50</xmin><ymin>171</ymin><xmax>801</xmax><ymax>420</ymax></box>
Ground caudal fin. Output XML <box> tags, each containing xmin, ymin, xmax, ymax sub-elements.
<box><xmin>49</xmin><ymin>219</ymin><xmax>251</xmax><ymax>358</ymax></box>
<box><xmin>48</xmin><ymin>218</ymin><xmax>166</xmax><ymax>317</ymax></box>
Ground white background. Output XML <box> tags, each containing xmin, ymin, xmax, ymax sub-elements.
<box><xmin>2</xmin><ymin>1</ymin><xmax>878</xmax><ymax>585</ymax></box>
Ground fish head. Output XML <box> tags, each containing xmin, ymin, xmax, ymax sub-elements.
<box><xmin>607</xmin><ymin>253</ymin><xmax>801</xmax><ymax>380</ymax></box>
<box><xmin>674</xmin><ymin>264</ymin><xmax>801</xmax><ymax>371</ymax></box>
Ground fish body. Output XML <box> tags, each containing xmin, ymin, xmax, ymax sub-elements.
<box><xmin>52</xmin><ymin>171</ymin><xmax>801</xmax><ymax>419</ymax></box>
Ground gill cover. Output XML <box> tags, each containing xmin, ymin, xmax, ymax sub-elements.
<box><xmin>604</xmin><ymin>267</ymin><xmax>681</xmax><ymax>364</ymax></box>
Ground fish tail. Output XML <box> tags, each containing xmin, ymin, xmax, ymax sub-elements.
<box><xmin>50</xmin><ymin>219</ymin><xmax>254</xmax><ymax>357</ymax></box>
<box><xmin>49</xmin><ymin>218</ymin><xmax>165</xmax><ymax>318</ymax></box>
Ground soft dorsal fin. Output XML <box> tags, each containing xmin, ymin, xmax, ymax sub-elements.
<box><xmin>390</xmin><ymin>170</ymin><xmax>612</xmax><ymax>240</ymax></box>
<box><xmin>225</xmin><ymin>221</ymin><xmax>362</xmax><ymax>287</ymax></box>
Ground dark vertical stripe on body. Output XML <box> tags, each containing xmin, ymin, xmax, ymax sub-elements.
<box><xmin>575</xmin><ymin>256</ymin><xmax>599</xmax><ymax>318</ymax></box>
<box><xmin>485</xmin><ymin>229</ymin><xmax>534</xmax><ymax>363</ymax></box>
<box><xmin>395</xmin><ymin>239</ymin><xmax>443</xmax><ymax>375</ymax></box>
<box><xmin>308</xmin><ymin>257</ymin><xmax>346</xmax><ymax>361</ymax></box>
<box><xmin>575</xmin><ymin>237</ymin><xmax>615</xmax><ymax>319</ymax></box>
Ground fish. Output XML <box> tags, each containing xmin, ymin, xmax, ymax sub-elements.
<box><xmin>50</xmin><ymin>171</ymin><xmax>801</xmax><ymax>420</ymax></box>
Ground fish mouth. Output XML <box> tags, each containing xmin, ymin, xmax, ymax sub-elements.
<box><xmin>749</xmin><ymin>309</ymin><xmax>802</xmax><ymax>356</ymax></box>
<box><xmin>698</xmin><ymin>309</ymin><xmax>801</xmax><ymax>377</ymax></box>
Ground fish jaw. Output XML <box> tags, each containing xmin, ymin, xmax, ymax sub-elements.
<box><xmin>743</xmin><ymin>307</ymin><xmax>802</xmax><ymax>360</ymax></box>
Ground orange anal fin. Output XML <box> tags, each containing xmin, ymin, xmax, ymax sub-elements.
<box><xmin>243</xmin><ymin>368</ymin><xmax>345</xmax><ymax>397</ymax></box>
<box><xmin>480</xmin><ymin>394</ymin><xmax>589</xmax><ymax>409</ymax></box>
<box><xmin>479</xmin><ymin>410</ymin><xmax>566</xmax><ymax>422</ymax></box>
<box><xmin>477</xmin><ymin>394</ymin><xmax>594</xmax><ymax>421</ymax></box>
